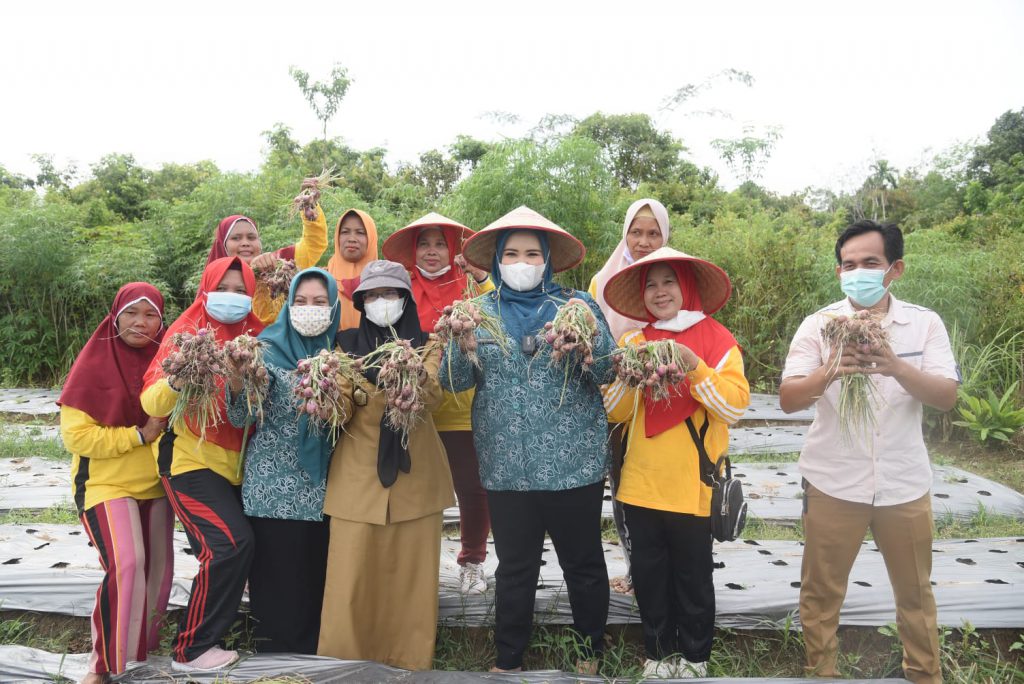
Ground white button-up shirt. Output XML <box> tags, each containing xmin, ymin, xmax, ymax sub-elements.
<box><xmin>782</xmin><ymin>295</ymin><xmax>959</xmax><ymax>506</ymax></box>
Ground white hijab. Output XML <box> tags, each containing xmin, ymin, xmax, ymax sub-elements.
<box><xmin>592</xmin><ymin>198</ymin><xmax>671</xmax><ymax>342</ymax></box>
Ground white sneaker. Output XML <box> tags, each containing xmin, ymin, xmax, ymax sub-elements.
<box><xmin>676</xmin><ymin>657</ymin><xmax>707</xmax><ymax>678</ymax></box>
<box><xmin>170</xmin><ymin>646</ymin><xmax>239</xmax><ymax>672</ymax></box>
<box><xmin>459</xmin><ymin>562</ymin><xmax>488</xmax><ymax>593</ymax></box>
<box><xmin>642</xmin><ymin>657</ymin><xmax>682</xmax><ymax>679</ymax></box>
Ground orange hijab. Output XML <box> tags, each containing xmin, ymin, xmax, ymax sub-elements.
<box><xmin>327</xmin><ymin>209</ymin><xmax>378</xmax><ymax>330</ymax></box>
<box><xmin>143</xmin><ymin>256</ymin><xmax>265</xmax><ymax>451</ymax></box>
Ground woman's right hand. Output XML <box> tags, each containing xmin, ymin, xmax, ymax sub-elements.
<box><xmin>140</xmin><ymin>416</ymin><xmax>167</xmax><ymax>443</ymax></box>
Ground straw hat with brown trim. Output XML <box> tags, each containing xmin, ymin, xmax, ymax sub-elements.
<box><xmin>461</xmin><ymin>205</ymin><xmax>585</xmax><ymax>273</ymax></box>
<box><xmin>381</xmin><ymin>212</ymin><xmax>474</xmax><ymax>270</ymax></box>
<box><xmin>603</xmin><ymin>246</ymin><xmax>733</xmax><ymax>320</ymax></box>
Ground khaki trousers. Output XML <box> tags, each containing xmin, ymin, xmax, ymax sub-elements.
<box><xmin>800</xmin><ymin>484</ymin><xmax>941</xmax><ymax>683</ymax></box>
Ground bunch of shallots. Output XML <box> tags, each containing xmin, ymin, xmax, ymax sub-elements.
<box><xmin>361</xmin><ymin>339</ymin><xmax>428</xmax><ymax>445</ymax></box>
<box><xmin>821</xmin><ymin>311</ymin><xmax>888</xmax><ymax>442</ymax></box>
<box><xmin>161</xmin><ymin>326</ymin><xmax>227</xmax><ymax>441</ymax></box>
<box><xmin>254</xmin><ymin>258</ymin><xmax>297</xmax><ymax>301</ymax></box>
<box><xmin>433</xmin><ymin>299</ymin><xmax>505</xmax><ymax>368</ymax></box>
<box><xmin>613</xmin><ymin>340</ymin><xmax>691</xmax><ymax>402</ymax></box>
<box><xmin>223</xmin><ymin>334</ymin><xmax>269</xmax><ymax>426</ymax></box>
<box><xmin>293</xmin><ymin>349</ymin><xmax>353</xmax><ymax>434</ymax></box>
<box><xmin>291</xmin><ymin>173</ymin><xmax>328</xmax><ymax>221</ymax></box>
<box><xmin>537</xmin><ymin>301</ymin><xmax>598</xmax><ymax>369</ymax></box>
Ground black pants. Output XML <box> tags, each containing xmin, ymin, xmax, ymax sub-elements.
<box><xmin>161</xmin><ymin>469</ymin><xmax>254</xmax><ymax>663</ymax></box>
<box><xmin>248</xmin><ymin>516</ymin><xmax>330</xmax><ymax>654</ymax></box>
<box><xmin>487</xmin><ymin>481</ymin><xmax>609</xmax><ymax>670</ymax></box>
<box><xmin>622</xmin><ymin>503</ymin><xmax>715</xmax><ymax>662</ymax></box>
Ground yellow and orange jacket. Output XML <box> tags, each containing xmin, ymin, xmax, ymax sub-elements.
<box><xmin>603</xmin><ymin>329</ymin><xmax>750</xmax><ymax>516</ymax></box>
<box><xmin>432</xmin><ymin>277</ymin><xmax>495</xmax><ymax>433</ymax></box>
<box><xmin>252</xmin><ymin>205</ymin><xmax>329</xmax><ymax>325</ymax></box>
<box><xmin>140</xmin><ymin>380</ymin><xmax>243</xmax><ymax>486</ymax></box>
<box><xmin>61</xmin><ymin>406</ymin><xmax>165</xmax><ymax>512</ymax></box>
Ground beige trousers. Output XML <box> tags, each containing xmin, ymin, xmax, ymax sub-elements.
<box><xmin>800</xmin><ymin>484</ymin><xmax>941</xmax><ymax>683</ymax></box>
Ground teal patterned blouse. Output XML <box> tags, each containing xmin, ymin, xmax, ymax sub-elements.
<box><xmin>227</xmin><ymin>363</ymin><xmax>334</xmax><ymax>521</ymax></box>
<box><xmin>440</xmin><ymin>290</ymin><xmax>615</xmax><ymax>492</ymax></box>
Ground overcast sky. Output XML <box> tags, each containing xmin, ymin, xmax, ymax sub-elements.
<box><xmin>2</xmin><ymin>0</ymin><xmax>1022</xmax><ymax>194</ymax></box>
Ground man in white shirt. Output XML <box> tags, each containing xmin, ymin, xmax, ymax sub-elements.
<box><xmin>780</xmin><ymin>220</ymin><xmax>958</xmax><ymax>684</ymax></box>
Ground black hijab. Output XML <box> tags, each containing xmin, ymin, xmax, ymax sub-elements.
<box><xmin>337</xmin><ymin>288</ymin><xmax>430</xmax><ymax>488</ymax></box>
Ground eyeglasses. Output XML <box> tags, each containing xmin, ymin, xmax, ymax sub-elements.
<box><xmin>362</xmin><ymin>289</ymin><xmax>401</xmax><ymax>303</ymax></box>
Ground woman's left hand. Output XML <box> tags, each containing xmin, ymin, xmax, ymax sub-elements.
<box><xmin>566</xmin><ymin>298</ymin><xmax>598</xmax><ymax>330</ymax></box>
<box><xmin>455</xmin><ymin>254</ymin><xmax>489</xmax><ymax>283</ymax></box>
<box><xmin>674</xmin><ymin>342</ymin><xmax>700</xmax><ymax>372</ymax></box>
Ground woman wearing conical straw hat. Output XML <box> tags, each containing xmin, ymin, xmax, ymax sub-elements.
<box><xmin>382</xmin><ymin>213</ymin><xmax>495</xmax><ymax>594</ymax></box>
<box><xmin>440</xmin><ymin>206</ymin><xmax>616</xmax><ymax>675</ymax></box>
<box><xmin>587</xmin><ymin>198</ymin><xmax>671</xmax><ymax>596</ymax></box>
<box><xmin>601</xmin><ymin>247</ymin><xmax>749</xmax><ymax>678</ymax></box>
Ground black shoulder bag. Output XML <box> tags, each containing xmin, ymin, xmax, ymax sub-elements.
<box><xmin>685</xmin><ymin>415</ymin><xmax>747</xmax><ymax>542</ymax></box>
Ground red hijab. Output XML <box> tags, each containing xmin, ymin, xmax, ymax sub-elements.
<box><xmin>143</xmin><ymin>257</ymin><xmax>265</xmax><ymax>450</ymax></box>
<box><xmin>58</xmin><ymin>283</ymin><xmax>166</xmax><ymax>429</ymax></box>
<box><xmin>640</xmin><ymin>262</ymin><xmax>738</xmax><ymax>438</ymax></box>
<box><xmin>205</xmin><ymin>215</ymin><xmax>256</xmax><ymax>266</ymax></box>
<box><xmin>409</xmin><ymin>227</ymin><xmax>469</xmax><ymax>332</ymax></box>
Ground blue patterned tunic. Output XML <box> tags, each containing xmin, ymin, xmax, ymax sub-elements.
<box><xmin>440</xmin><ymin>290</ymin><xmax>615</xmax><ymax>492</ymax></box>
<box><xmin>227</xmin><ymin>363</ymin><xmax>334</xmax><ymax>521</ymax></box>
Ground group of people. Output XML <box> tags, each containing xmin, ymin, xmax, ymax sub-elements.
<box><xmin>58</xmin><ymin>181</ymin><xmax>955</xmax><ymax>683</ymax></box>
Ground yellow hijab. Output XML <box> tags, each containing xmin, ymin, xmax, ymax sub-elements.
<box><xmin>327</xmin><ymin>208</ymin><xmax>379</xmax><ymax>330</ymax></box>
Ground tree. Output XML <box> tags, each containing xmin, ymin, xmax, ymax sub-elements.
<box><xmin>148</xmin><ymin>161</ymin><xmax>219</xmax><ymax>203</ymax></box>
<box><xmin>710</xmin><ymin>125</ymin><xmax>782</xmax><ymax>184</ymax></box>
<box><xmin>31</xmin><ymin>153</ymin><xmax>77</xmax><ymax>195</ymax></box>
<box><xmin>866</xmin><ymin>159</ymin><xmax>899</xmax><ymax>220</ymax></box>
<box><xmin>574</xmin><ymin>113</ymin><xmax>685</xmax><ymax>189</ymax></box>
<box><xmin>449</xmin><ymin>135</ymin><xmax>491</xmax><ymax>171</ymax></box>
<box><xmin>289</xmin><ymin>64</ymin><xmax>353</xmax><ymax>167</ymax></box>
<box><xmin>970</xmin><ymin>108</ymin><xmax>1024</xmax><ymax>187</ymax></box>
<box><xmin>70</xmin><ymin>153</ymin><xmax>151</xmax><ymax>221</ymax></box>
<box><xmin>0</xmin><ymin>165</ymin><xmax>33</xmax><ymax>190</ymax></box>
<box><xmin>400</xmin><ymin>149</ymin><xmax>461</xmax><ymax>200</ymax></box>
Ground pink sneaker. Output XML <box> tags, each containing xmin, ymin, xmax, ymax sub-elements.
<box><xmin>170</xmin><ymin>646</ymin><xmax>239</xmax><ymax>672</ymax></box>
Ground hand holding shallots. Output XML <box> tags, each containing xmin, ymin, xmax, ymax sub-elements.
<box><xmin>253</xmin><ymin>258</ymin><xmax>297</xmax><ymax>301</ymax></box>
<box><xmin>359</xmin><ymin>339</ymin><xmax>430</xmax><ymax>446</ymax></box>
<box><xmin>223</xmin><ymin>334</ymin><xmax>270</xmax><ymax>426</ymax></box>
<box><xmin>612</xmin><ymin>339</ymin><xmax>694</xmax><ymax>402</ymax></box>
<box><xmin>293</xmin><ymin>349</ymin><xmax>355</xmax><ymax>434</ymax></box>
<box><xmin>160</xmin><ymin>325</ymin><xmax>227</xmax><ymax>441</ymax></box>
<box><xmin>537</xmin><ymin>299</ymin><xmax>598</xmax><ymax>369</ymax></box>
<box><xmin>434</xmin><ymin>299</ymin><xmax>505</xmax><ymax>367</ymax></box>
<box><xmin>821</xmin><ymin>311</ymin><xmax>889</xmax><ymax>442</ymax></box>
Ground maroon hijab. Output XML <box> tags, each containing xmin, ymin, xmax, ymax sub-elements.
<box><xmin>206</xmin><ymin>214</ymin><xmax>297</xmax><ymax>265</ymax></box>
<box><xmin>57</xmin><ymin>283</ymin><xmax>165</xmax><ymax>428</ymax></box>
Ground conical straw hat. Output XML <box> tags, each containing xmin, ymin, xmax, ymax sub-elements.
<box><xmin>461</xmin><ymin>205</ymin><xmax>585</xmax><ymax>273</ymax></box>
<box><xmin>603</xmin><ymin>246</ymin><xmax>732</xmax><ymax>319</ymax></box>
<box><xmin>381</xmin><ymin>212</ymin><xmax>473</xmax><ymax>270</ymax></box>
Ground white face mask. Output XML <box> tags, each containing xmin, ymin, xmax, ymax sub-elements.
<box><xmin>499</xmin><ymin>262</ymin><xmax>546</xmax><ymax>292</ymax></box>
<box><xmin>289</xmin><ymin>305</ymin><xmax>334</xmax><ymax>337</ymax></box>
<box><xmin>652</xmin><ymin>310</ymin><xmax>706</xmax><ymax>332</ymax></box>
<box><xmin>416</xmin><ymin>264</ymin><xmax>452</xmax><ymax>280</ymax></box>
<box><xmin>364</xmin><ymin>297</ymin><xmax>406</xmax><ymax>327</ymax></box>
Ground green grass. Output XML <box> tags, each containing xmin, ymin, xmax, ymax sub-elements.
<box><xmin>0</xmin><ymin>426</ymin><xmax>68</xmax><ymax>462</ymax></box>
<box><xmin>0</xmin><ymin>503</ymin><xmax>79</xmax><ymax>526</ymax></box>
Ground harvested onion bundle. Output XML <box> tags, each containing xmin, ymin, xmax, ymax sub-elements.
<box><xmin>223</xmin><ymin>334</ymin><xmax>269</xmax><ymax>426</ymax></box>
<box><xmin>293</xmin><ymin>349</ymin><xmax>354</xmax><ymax>434</ymax></box>
<box><xmin>821</xmin><ymin>311</ymin><xmax>888</xmax><ymax>442</ymax></box>
<box><xmin>433</xmin><ymin>299</ymin><xmax>505</xmax><ymax>368</ymax></box>
<box><xmin>254</xmin><ymin>258</ymin><xmax>297</xmax><ymax>301</ymax></box>
<box><xmin>360</xmin><ymin>339</ymin><xmax>429</xmax><ymax>446</ymax></box>
<box><xmin>291</xmin><ymin>171</ymin><xmax>333</xmax><ymax>221</ymax></box>
<box><xmin>613</xmin><ymin>340</ymin><xmax>691</xmax><ymax>402</ymax></box>
<box><xmin>161</xmin><ymin>326</ymin><xmax>227</xmax><ymax>441</ymax></box>
<box><xmin>537</xmin><ymin>301</ymin><xmax>598</xmax><ymax>368</ymax></box>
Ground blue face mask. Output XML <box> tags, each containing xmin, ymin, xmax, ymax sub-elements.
<box><xmin>840</xmin><ymin>265</ymin><xmax>892</xmax><ymax>308</ymax></box>
<box><xmin>205</xmin><ymin>292</ymin><xmax>252</xmax><ymax>323</ymax></box>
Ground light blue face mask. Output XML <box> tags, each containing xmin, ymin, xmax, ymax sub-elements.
<box><xmin>840</xmin><ymin>265</ymin><xmax>893</xmax><ymax>308</ymax></box>
<box><xmin>205</xmin><ymin>292</ymin><xmax>252</xmax><ymax>323</ymax></box>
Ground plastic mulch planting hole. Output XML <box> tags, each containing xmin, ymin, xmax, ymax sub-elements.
<box><xmin>854</xmin><ymin>581</ymin><xmax>872</xmax><ymax>587</ymax></box>
<box><xmin>956</xmin><ymin>558</ymin><xmax>977</xmax><ymax>565</ymax></box>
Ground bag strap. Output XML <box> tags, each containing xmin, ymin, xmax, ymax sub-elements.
<box><xmin>685</xmin><ymin>415</ymin><xmax>717</xmax><ymax>488</ymax></box>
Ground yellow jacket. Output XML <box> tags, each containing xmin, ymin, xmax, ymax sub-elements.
<box><xmin>61</xmin><ymin>406</ymin><xmax>165</xmax><ymax>512</ymax></box>
<box><xmin>140</xmin><ymin>380</ymin><xmax>242</xmax><ymax>485</ymax></box>
<box><xmin>252</xmin><ymin>204</ymin><xmax>329</xmax><ymax>325</ymax></box>
<box><xmin>431</xmin><ymin>277</ymin><xmax>495</xmax><ymax>433</ymax></box>
<box><xmin>603</xmin><ymin>330</ymin><xmax>750</xmax><ymax>516</ymax></box>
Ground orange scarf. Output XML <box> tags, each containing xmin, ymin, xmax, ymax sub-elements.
<box><xmin>327</xmin><ymin>209</ymin><xmax>378</xmax><ymax>330</ymax></box>
<box><xmin>639</xmin><ymin>262</ymin><xmax>737</xmax><ymax>438</ymax></box>
<box><xmin>143</xmin><ymin>257</ymin><xmax>266</xmax><ymax>451</ymax></box>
